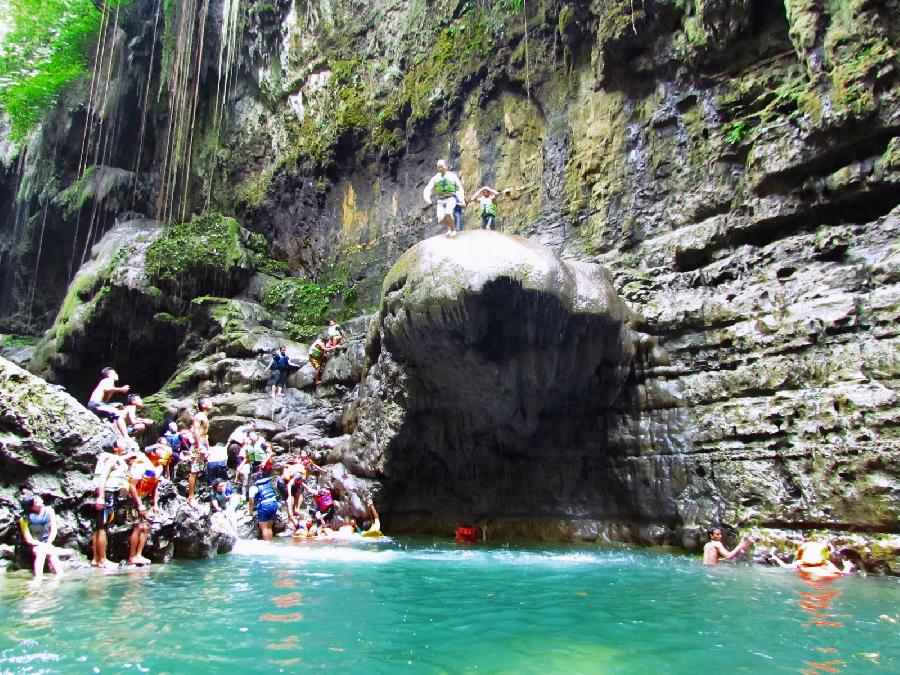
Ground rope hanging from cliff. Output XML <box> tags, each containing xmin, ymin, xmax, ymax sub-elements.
<box><xmin>523</xmin><ymin>0</ymin><xmax>531</xmax><ymax>99</ymax></box>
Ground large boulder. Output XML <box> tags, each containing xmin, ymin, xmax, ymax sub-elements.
<box><xmin>349</xmin><ymin>231</ymin><xmax>674</xmax><ymax>530</ymax></box>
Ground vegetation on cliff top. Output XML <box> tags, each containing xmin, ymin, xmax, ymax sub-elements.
<box><xmin>0</xmin><ymin>0</ymin><xmax>129</xmax><ymax>143</ymax></box>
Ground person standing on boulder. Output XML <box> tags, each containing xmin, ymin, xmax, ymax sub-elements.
<box><xmin>470</xmin><ymin>186</ymin><xmax>509</xmax><ymax>230</ymax></box>
<box><xmin>126</xmin><ymin>446</ymin><xmax>163</xmax><ymax>566</ymax></box>
<box><xmin>423</xmin><ymin>159</ymin><xmax>465</xmax><ymax>237</ymax></box>
<box><xmin>308</xmin><ymin>335</ymin><xmax>336</xmax><ymax>386</ymax></box>
<box><xmin>187</xmin><ymin>397</ymin><xmax>213</xmax><ymax>507</ymax></box>
<box><xmin>269</xmin><ymin>345</ymin><xmax>301</xmax><ymax>398</ymax></box>
<box><xmin>91</xmin><ymin>437</ymin><xmax>136</xmax><ymax>568</ymax></box>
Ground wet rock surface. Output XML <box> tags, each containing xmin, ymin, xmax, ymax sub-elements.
<box><xmin>0</xmin><ymin>357</ymin><xmax>235</xmax><ymax>569</ymax></box>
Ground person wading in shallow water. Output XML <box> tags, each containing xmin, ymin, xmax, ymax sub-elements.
<box><xmin>423</xmin><ymin>159</ymin><xmax>466</xmax><ymax>237</ymax></box>
<box><xmin>18</xmin><ymin>495</ymin><xmax>64</xmax><ymax>580</ymax></box>
<box><xmin>188</xmin><ymin>397</ymin><xmax>213</xmax><ymax>507</ymax></box>
<box><xmin>249</xmin><ymin>464</ymin><xmax>279</xmax><ymax>541</ymax></box>
<box><xmin>702</xmin><ymin>527</ymin><xmax>750</xmax><ymax>565</ymax></box>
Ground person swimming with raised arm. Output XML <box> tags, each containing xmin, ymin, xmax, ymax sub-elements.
<box><xmin>771</xmin><ymin>538</ymin><xmax>854</xmax><ymax>578</ymax></box>
<box><xmin>702</xmin><ymin>527</ymin><xmax>750</xmax><ymax>565</ymax></box>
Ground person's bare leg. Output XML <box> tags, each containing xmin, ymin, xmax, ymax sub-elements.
<box><xmin>48</xmin><ymin>552</ymin><xmax>63</xmax><ymax>577</ymax></box>
<box><xmin>32</xmin><ymin>547</ymin><xmax>47</xmax><ymax>580</ymax></box>
<box><xmin>129</xmin><ymin>524</ymin><xmax>151</xmax><ymax>564</ymax></box>
<box><xmin>259</xmin><ymin>522</ymin><xmax>273</xmax><ymax>541</ymax></box>
<box><xmin>188</xmin><ymin>471</ymin><xmax>197</xmax><ymax>504</ymax></box>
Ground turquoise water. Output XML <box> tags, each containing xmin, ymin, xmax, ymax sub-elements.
<box><xmin>1</xmin><ymin>538</ymin><xmax>897</xmax><ymax>673</ymax></box>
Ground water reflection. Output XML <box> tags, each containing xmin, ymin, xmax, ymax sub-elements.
<box><xmin>795</xmin><ymin>577</ymin><xmax>847</xmax><ymax>675</ymax></box>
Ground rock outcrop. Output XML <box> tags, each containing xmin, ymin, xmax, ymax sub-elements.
<box><xmin>0</xmin><ymin>357</ymin><xmax>234</xmax><ymax>567</ymax></box>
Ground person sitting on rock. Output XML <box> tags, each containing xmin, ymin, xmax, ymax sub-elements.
<box><xmin>308</xmin><ymin>335</ymin><xmax>336</xmax><ymax>386</ymax></box>
<box><xmin>702</xmin><ymin>527</ymin><xmax>750</xmax><ymax>565</ymax></box>
<box><xmin>248</xmin><ymin>465</ymin><xmax>280</xmax><ymax>541</ymax></box>
<box><xmin>326</xmin><ymin>320</ymin><xmax>346</xmax><ymax>349</ymax></box>
<box><xmin>18</xmin><ymin>494</ymin><xmax>64</xmax><ymax>580</ymax></box>
<box><xmin>127</xmin><ymin>446</ymin><xmax>163</xmax><ymax>566</ymax></box>
<box><xmin>423</xmin><ymin>158</ymin><xmax>466</xmax><ymax>237</ymax></box>
<box><xmin>91</xmin><ymin>437</ymin><xmax>137</xmax><ymax>569</ymax></box>
<box><xmin>187</xmin><ymin>398</ymin><xmax>213</xmax><ymax>507</ymax></box>
<box><xmin>269</xmin><ymin>345</ymin><xmax>301</xmax><ymax>398</ymax></box>
<box><xmin>86</xmin><ymin>367</ymin><xmax>130</xmax><ymax>437</ymax></box>
<box><xmin>145</xmin><ymin>437</ymin><xmax>174</xmax><ymax>479</ymax></box>
<box><xmin>123</xmin><ymin>394</ymin><xmax>153</xmax><ymax>438</ymax></box>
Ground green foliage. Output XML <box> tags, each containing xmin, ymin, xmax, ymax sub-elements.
<box><xmin>244</xmin><ymin>231</ymin><xmax>290</xmax><ymax>277</ymax></box>
<box><xmin>723</xmin><ymin>120</ymin><xmax>752</xmax><ymax>146</ymax></box>
<box><xmin>262</xmin><ymin>278</ymin><xmax>344</xmax><ymax>340</ymax></box>
<box><xmin>0</xmin><ymin>0</ymin><xmax>128</xmax><ymax>143</ymax></box>
<box><xmin>0</xmin><ymin>333</ymin><xmax>38</xmax><ymax>347</ymax></box>
<box><xmin>144</xmin><ymin>212</ymin><xmax>243</xmax><ymax>290</ymax></box>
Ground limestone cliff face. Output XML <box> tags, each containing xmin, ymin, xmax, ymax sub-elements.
<box><xmin>0</xmin><ymin>0</ymin><xmax>897</xmax><ymax>557</ymax></box>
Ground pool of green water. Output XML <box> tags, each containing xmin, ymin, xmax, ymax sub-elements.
<box><xmin>1</xmin><ymin>538</ymin><xmax>897</xmax><ymax>673</ymax></box>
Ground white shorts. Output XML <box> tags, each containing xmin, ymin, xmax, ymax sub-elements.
<box><xmin>436</xmin><ymin>197</ymin><xmax>456</xmax><ymax>224</ymax></box>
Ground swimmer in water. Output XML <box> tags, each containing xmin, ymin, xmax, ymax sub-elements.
<box><xmin>772</xmin><ymin>538</ymin><xmax>854</xmax><ymax>578</ymax></box>
<box><xmin>702</xmin><ymin>527</ymin><xmax>750</xmax><ymax>565</ymax></box>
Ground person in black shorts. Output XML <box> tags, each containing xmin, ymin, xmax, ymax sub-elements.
<box><xmin>90</xmin><ymin>438</ymin><xmax>135</xmax><ymax>568</ymax></box>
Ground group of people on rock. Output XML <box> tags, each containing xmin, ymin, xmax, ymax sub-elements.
<box><xmin>269</xmin><ymin>320</ymin><xmax>346</xmax><ymax>395</ymax></box>
<box><xmin>423</xmin><ymin>159</ymin><xmax>511</xmax><ymax>237</ymax></box>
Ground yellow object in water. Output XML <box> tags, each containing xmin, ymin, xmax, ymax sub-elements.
<box><xmin>796</xmin><ymin>541</ymin><xmax>829</xmax><ymax>566</ymax></box>
<box><xmin>361</xmin><ymin>529</ymin><xmax>382</xmax><ymax>538</ymax></box>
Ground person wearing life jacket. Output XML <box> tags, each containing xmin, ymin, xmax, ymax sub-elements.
<box><xmin>470</xmin><ymin>185</ymin><xmax>510</xmax><ymax>231</ymax></box>
<box><xmin>773</xmin><ymin>538</ymin><xmax>854</xmax><ymax>577</ymax></box>
<box><xmin>308</xmin><ymin>336</ymin><xmax>336</xmax><ymax>385</ymax></box>
<box><xmin>18</xmin><ymin>494</ymin><xmax>64</xmax><ymax>580</ymax></box>
<box><xmin>145</xmin><ymin>437</ymin><xmax>174</xmax><ymax>479</ymax></box>
<box><xmin>127</xmin><ymin>446</ymin><xmax>163</xmax><ymax>566</ymax></box>
<box><xmin>702</xmin><ymin>527</ymin><xmax>750</xmax><ymax>565</ymax></box>
<box><xmin>301</xmin><ymin>482</ymin><xmax>335</xmax><ymax>528</ymax></box>
<box><xmin>249</xmin><ymin>465</ymin><xmax>280</xmax><ymax>541</ymax></box>
<box><xmin>423</xmin><ymin>159</ymin><xmax>466</xmax><ymax>237</ymax></box>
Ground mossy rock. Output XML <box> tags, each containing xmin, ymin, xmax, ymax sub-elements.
<box><xmin>144</xmin><ymin>213</ymin><xmax>254</xmax><ymax>298</ymax></box>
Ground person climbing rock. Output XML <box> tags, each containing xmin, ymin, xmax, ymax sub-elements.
<box><xmin>123</xmin><ymin>394</ymin><xmax>153</xmax><ymax>438</ymax></box>
<box><xmin>248</xmin><ymin>465</ymin><xmax>280</xmax><ymax>541</ymax></box>
<box><xmin>326</xmin><ymin>320</ymin><xmax>346</xmax><ymax>349</ymax></box>
<box><xmin>470</xmin><ymin>185</ymin><xmax>509</xmax><ymax>230</ymax></box>
<box><xmin>269</xmin><ymin>345</ymin><xmax>301</xmax><ymax>398</ymax></box>
<box><xmin>301</xmin><ymin>482</ymin><xmax>335</xmax><ymax>529</ymax></box>
<box><xmin>226</xmin><ymin>420</ymin><xmax>256</xmax><ymax>469</ymax></box>
<box><xmin>91</xmin><ymin>438</ymin><xmax>137</xmax><ymax>569</ymax></box>
<box><xmin>423</xmin><ymin>159</ymin><xmax>465</xmax><ymax>237</ymax></box>
<box><xmin>702</xmin><ymin>527</ymin><xmax>750</xmax><ymax>565</ymax></box>
<box><xmin>187</xmin><ymin>397</ymin><xmax>213</xmax><ymax>507</ymax></box>
<box><xmin>86</xmin><ymin>367</ymin><xmax>131</xmax><ymax>437</ymax></box>
<box><xmin>308</xmin><ymin>335</ymin><xmax>336</xmax><ymax>385</ymax></box>
<box><xmin>127</xmin><ymin>446</ymin><xmax>163</xmax><ymax>566</ymax></box>
<box><xmin>18</xmin><ymin>495</ymin><xmax>64</xmax><ymax>580</ymax></box>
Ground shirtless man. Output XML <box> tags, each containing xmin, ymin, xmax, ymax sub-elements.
<box><xmin>187</xmin><ymin>397</ymin><xmax>213</xmax><ymax>506</ymax></box>
<box><xmin>702</xmin><ymin>527</ymin><xmax>750</xmax><ymax>565</ymax></box>
<box><xmin>87</xmin><ymin>367</ymin><xmax>130</xmax><ymax>437</ymax></box>
<box><xmin>123</xmin><ymin>394</ymin><xmax>153</xmax><ymax>437</ymax></box>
